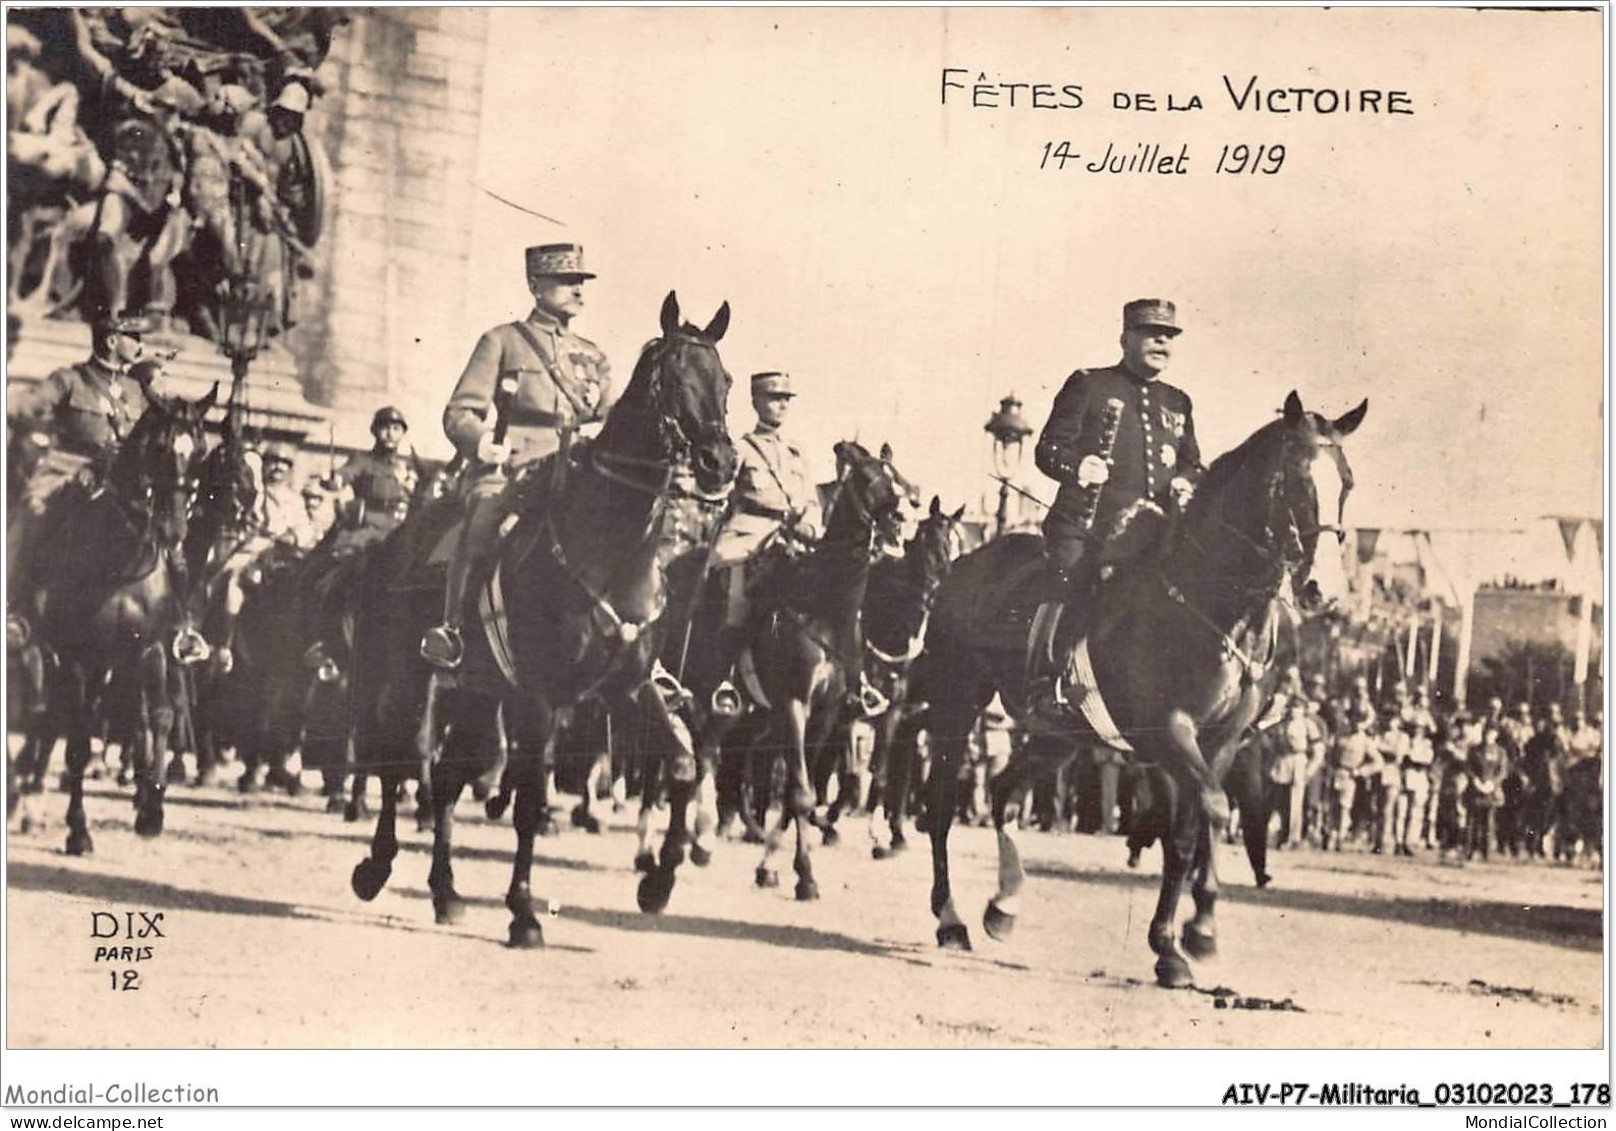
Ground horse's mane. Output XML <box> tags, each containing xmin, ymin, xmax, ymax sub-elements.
<box><xmin>1184</xmin><ymin>416</ymin><xmax>1286</xmax><ymax>519</ymax></box>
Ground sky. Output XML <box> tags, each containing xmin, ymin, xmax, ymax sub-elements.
<box><xmin>446</xmin><ymin>6</ymin><xmax>1602</xmax><ymax>534</ymax></box>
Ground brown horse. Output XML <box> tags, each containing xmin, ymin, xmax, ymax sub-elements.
<box><xmin>16</xmin><ymin>385</ymin><xmax>218</xmax><ymax>852</ymax></box>
<box><xmin>913</xmin><ymin>391</ymin><xmax>1365</xmax><ymax>986</ymax></box>
<box><xmin>347</xmin><ymin>292</ymin><xmax>737</xmax><ymax>945</ymax></box>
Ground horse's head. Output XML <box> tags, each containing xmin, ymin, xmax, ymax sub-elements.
<box><xmin>601</xmin><ymin>291</ymin><xmax>737</xmax><ymax>498</ymax></box>
<box><xmin>1272</xmin><ymin>391</ymin><xmax>1367</xmax><ymax>612</ymax></box>
<box><xmin>829</xmin><ymin>440</ymin><xmax>910</xmax><ymax>552</ymax></box>
<box><xmin>909</xmin><ymin>494</ymin><xmax>967</xmax><ymax>589</ymax></box>
<box><xmin>112</xmin><ymin>383</ymin><xmax>219</xmax><ymax>514</ymax></box>
<box><xmin>194</xmin><ymin>426</ymin><xmax>263</xmax><ymax>538</ymax></box>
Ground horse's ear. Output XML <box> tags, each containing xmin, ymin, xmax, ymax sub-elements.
<box><xmin>951</xmin><ymin>504</ymin><xmax>966</xmax><ymax>521</ymax></box>
<box><xmin>1282</xmin><ymin>390</ymin><xmax>1304</xmax><ymax>427</ymax></box>
<box><xmin>929</xmin><ymin>495</ymin><xmax>941</xmax><ymax>517</ymax></box>
<box><xmin>1331</xmin><ymin>398</ymin><xmax>1368</xmax><ymax>437</ymax></box>
<box><xmin>879</xmin><ymin>442</ymin><xmax>892</xmax><ymax>462</ymax></box>
<box><xmin>660</xmin><ymin>291</ymin><xmax>680</xmax><ymax>337</ymax></box>
<box><xmin>197</xmin><ymin>382</ymin><xmax>220</xmax><ymax>417</ymax></box>
<box><xmin>702</xmin><ymin>301</ymin><xmax>730</xmax><ymax>342</ymax></box>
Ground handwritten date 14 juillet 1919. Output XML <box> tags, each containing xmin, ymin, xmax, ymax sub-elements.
<box><xmin>1038</xmin><ymin>141</ymin><xmax>1286</xmax><ymax>175</ymax></box>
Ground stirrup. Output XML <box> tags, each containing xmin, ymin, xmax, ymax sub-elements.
<box><xmin>172</xmin><ymin>627</ymin><xmax>211</xmax><ymax>666</ymax></box>
<box><xmin>1027</xmin><ymin>674</ymin><xmax>1072</xmax><ymax>717</ymax></box>
<box><xmin>650</xmin><ymin>660</ymin><xmax>692</xmax><ymax>709</ymax></box>
<box><xmin>855</xmin><ymin>675</ymin><xmax>890</xmax><ymax>718</ymax></box>
<box><xmin>302</xmin><ymin>642</ymin><xmax>341</xmax><ymax>683</ymax></box>
<box><xmin>711</xmin><ymin>679</ymin><xmax>743</xmax><ymax>717</ymax></box>
<box><xmin>419</xmin><ymin>625</ymin><xmax>464</xmax><ymax>670</ymax></box>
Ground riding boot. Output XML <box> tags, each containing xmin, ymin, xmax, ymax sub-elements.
<box><xmin>1025</xmin><ymin>600</ymin><xmax>1068</xmax><ymax>715</ymax></box>
<box><xmin>421</xmin><ymin>548</ymin><xmax>472</xmax><ymax>670</ymax></box>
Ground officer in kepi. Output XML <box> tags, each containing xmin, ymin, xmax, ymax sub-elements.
<box><xmin>335</xmin><ymin>405</ymin><xmax>417</xmax><ymax>534</ymax></box>
<box><xmin>709</xmin><ymin>371</ymin><xmax>821</xmax><ymax>696</ymax></box>
<box><xmin>420</xmin><ymin>242</ymin><xmax>613</xmax><ymax>669</ymax></box>
<box><xmin>7</xmin><ymin>310</ymin><xmax>152</xmax><ymax>642</ymax></box>
<box><xmin>1026</xmin><ymin>298</ymin><xmax>1204</xmax><ymax>718</ymax></box>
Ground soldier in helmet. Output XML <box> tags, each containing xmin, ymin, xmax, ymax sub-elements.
<box><xmin>257</xmin><ymin>441</ymin><xmax>310</xmax><ymax>544</ymax></box>
<box><xmin>1026</xmin><ymin>299</ymin><xmax>1205</xmax><ymax>717</ymax></box>
<box><xmin>421</xmin><ymin>242</ymin><xmax>614</xmax><ymax>669</ymax></box>
<box><xmin>334</xmin><ymin>405</ymin><xmax>418</xmax><ymax>535</ymax></box>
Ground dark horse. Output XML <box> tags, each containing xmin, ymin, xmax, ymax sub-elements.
<box><xmin>17</xmin><ymin>385</ymin><xmax>219</xmax><ymax>852</ymax></box>
<box><xmin>914</xmin><ymin>392</ymin><xmax>1365</xmax><ymax>986</ymax></box>
<box><xmin>690</xmin><ymin>440</ymin><xmax>910</xmax><ymax>900</ymax></box>
<box><xmin>821</xmin><ymin>494</ymin><xmax>965</xmax><ymax>853</ymax></box>
<box><xmin>348</xmin><ymin>292</ymin><xmax>737</xmax><ymax>944</ymax></box>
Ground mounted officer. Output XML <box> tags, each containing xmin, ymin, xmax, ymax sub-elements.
<box><xmin>7</xmin><ymin>311</ymin><xmax>152</xmax><ymax>639</ymax></box>
<box><xmin>1026</xmin><ymin>298</ymin><xmax>1204</xmax><ymax>716</ymax></box>
<box><xmin>420</xmin><ymin>242</ymin><xmax>614</xmax><ymax>669</ymax></box>
<box><xmin>335</xmin><ymin>405</ymin><xmax>417</xmax><ymax>534</ymax></box>
<box><xmin>709</xmin><ymin>371</ymin><xmax>821</xmax><ymax>695</ymax></box>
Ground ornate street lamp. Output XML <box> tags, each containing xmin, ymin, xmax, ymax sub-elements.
<box><xmin>984</xmin><ymin>394</ymin><xmax>1033</xmax><ymax>537</ymax></box>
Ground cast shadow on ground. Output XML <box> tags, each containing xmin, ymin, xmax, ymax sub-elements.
<box><xmin>1023</xmin><ymin>861</ymin><xmax>1600</xmax><ymax>951</ymax></box>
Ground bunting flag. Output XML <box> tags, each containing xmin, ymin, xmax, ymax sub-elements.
<box><xmin>1355</xmin><ymin>528</ymin><xmax>1380</xmax><ymax>565</ymax></box>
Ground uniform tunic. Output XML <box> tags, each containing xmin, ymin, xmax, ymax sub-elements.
<box><xmin>713</xmin><ymin>422</ymin><xmax>819</xmax><ymax>567</ymax></box>
<box><xmin>443</xmin><ymin>306</ymin><xmax>614</xmax><ymax>473</ymax></box>
<box><xmin>8</xmin><ymin>359</ymin><xmax>149</xmax><ymax>512</ymax></box>
<box><xmin>336</xmin><ymin>446</ymin><xmax>417</xmax><ymax>532</ymax></box>
<box><xmin>1034</xmin><ymin>362</ymin><xmax>1202</xmax><ymax>565</ymax></box>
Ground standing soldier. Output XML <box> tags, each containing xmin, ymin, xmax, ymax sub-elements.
<box><xmin>1467</xmin><ymin>723</ymin><xmax>1509</xmax><ymax>861</ymax></box>
<box><xmin>1028</xmin><ymin>299</ymin><xmax>1204</xmax><ymax>716</ymax></box>
<box><xmin>335</xmin><ymin>405</ymin><xmax>418</xmax><ymax>535</ymax></box>
<box><xmin>421</xmin><ymin>243</ymin><xmax>613</xmax><ymax>669</ymax></box>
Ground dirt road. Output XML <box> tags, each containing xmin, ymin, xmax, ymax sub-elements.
<box><xmin>5</xmin><ymin>777</ymin><xmax>1601</xmax><ymax>1049</ymax></box>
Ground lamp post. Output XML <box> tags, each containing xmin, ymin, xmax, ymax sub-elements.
<box><xmin>984</xmin><ymin>394</ymin><xmax>1033</xmax><ymax>538</ymax></box>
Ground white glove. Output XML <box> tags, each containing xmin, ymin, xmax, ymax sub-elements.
<box><xmin>1170</xmin><ymin>476</ymin><xmax>1195</xmax><ymax>506</ymax></box>
<box><xmin>476</xmin><ymin>433</ymin><xmax>510</xmax><ymax>466</ymax></box>
<box><xmin>1076</xmin><ymin>455</ymin><xmax>1110</xmax><ymax>488</ymax></box>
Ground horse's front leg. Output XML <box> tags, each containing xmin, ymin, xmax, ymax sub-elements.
<box><xmin>1145</xmin><ymin>769</ymin><xmax>1196</xmax><ymax>988</ymax></box>
<box><xmin>427</xmin><ymin>761</ymin><xmax>468</xmax><ymax>925</ymax></box>
<box><xmin>1183</xmin><ymin>799</ymin><xmax>1221</xmax><ymax>961</ymax></box>
<box><xmin>506</xmin><ymin>721</ymin><xmax>558</xmax><ymax>948</ymax></box>
<box><xmin>636</xmin><ymin>684</ymin><xmax>696</xmax><ymax>914</ymax></box>
<box><xmin>60</xmin><ymin>664</ymin><xmax>95</xmax><ymax>855</ymax></box>
<box><xmin>350</xmin><ymin>766</ymin><xmax>400</xmax><ymax>902</ymax></box>
<box><xmin>132</xmin><ymin>646</ymin><xmax>171</xmax><ymax>839</ymax></box>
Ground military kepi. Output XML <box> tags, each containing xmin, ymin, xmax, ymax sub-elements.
<box><xmin>525</xmin><ymin>242</ymin><xmax>595</xmax><ymax>280</ymax></box>
<box><xmin>750</xmin><ymin>372</ymin><xmax>795</xmax><ymax>398</ymax></box>
<box><xmin>1122</xmin><ymin>298</ymin><xmax>1181</xmax><ymax>336</ymax></box>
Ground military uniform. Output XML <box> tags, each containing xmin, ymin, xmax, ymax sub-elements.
<box><xmin>422</xmin><ymin>242</ymin><xmax>612</xmax><ymax>669</ymax></box>
<box><xmin>1035</xmin><ymin>361</ymin><xmax>1202</xmax><ymax>571</ymax></box>
<box><xmin>443</xmin><ymin>305</ymin><xmax>613</xmax><ymax>471</ymax></box>
<box><xmin>336</xmin><ymin>447</ymin><xmax>417</xmax><ymax>533</ymax></box>
<box><xmin>713</xmin><ymin>420</ymin><xmax>819</xmax><ymax>568</ymax></box>
<box><xmin>8</xmin><ymin>358</ymin><xmax>149</xmax><ymax>513</ymax></box>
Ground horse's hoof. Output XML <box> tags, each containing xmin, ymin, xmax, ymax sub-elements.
<box><xmin>871</xmin><ymin>844</ymin><xmax>889</xmax><ymax>861</ymax></box>
<box><xmin>1155</xmin><ymin>953</ymin><xmax>1195</xmax><ymax>989</ymax></box>
<box><xmin>536</xmin><ymin>814</ymin><xmax>560</xmax><ymax>838</ymax></box>
<box><xmin>983</xmin><ymin>899</ymin><xmax>1016</xmax><ymax>942</ymax></box>
<box><xmin>238</xmin><ymin>774</ymin><xmax>259</xmax><ymax>795</ymax></box>
<box><xmin>571</xmin><ymin>807</ymin><xmax>601</xmax><ymax>834</ymax></box>
<box><xmin>637</xmin><ymin>870</ymin><xmax>674</xmax><ymax>915</ymax></box>
<box><xmin>485</xmin><ymin>795</ymin><xmax>509</xmax><ymax>821</ymax></box>
<box><xmin>821</xmin><ymin>826</ymin><xmax>840</xmax><ymax>848</ymax></box>
<box><xmin>889</xmin><ymin>833</ymin><xmax>909</xmax><ymax>854</ymax></box>
<box><xmin>166</xmin><ymin>763</ymin><xmax>189</xmax><ymax>786</ymax></box>
<box><xmin>741</xmin><ymin>827</ymin><xmax>765</xmax><ymax>845</ymax></box>
<box><xmin>414</xmin><ymin>808</ymin><xmax>432</xmax><ymax>834</ymax></box>
<box><xmin>1182</xmin><ymin>922</ymin><xmax>1218</xmax><ymax>961</ymax></box>
<box><xmin>133</xmin><ymin>807</ymin><xmax>163</xmax><ymax>839</ymax></box>
<box><xmin>344</xmin><ymin>797</ymin><xmax>369</xmax><ymax>823</ymax></box>
<box><xmin>351</xmin><ymin>859</ymin><xmax>390</xmax><ymax>902</ymax></box>
<box><xmin>936</xmin><ymin>922</ymin><xmax>973</xmax><ymax>951</ymax></box>
<box><xmin>470</xmin><ymin>780</ymin><xmax>491</xmax><ymax>802</ymax></box>
<box><xmin>1127</xmin><ymin>848</ymin><xmax>1142</xmax><ymax>869</ymax></box>
<box><xmin>507</xmin><ymin>916</ymin><xmax>546</xmax><ymax>949</ymax></box>
<box><xmin>689</xmin><ymin>843</ymin><xmax>712</xmax><ymax>868</ymax></box>
<box><xmin>1255</xmin><ymin>872</ymin><xmax>1273</xmax><ymax>889</ymax></box>
<box><xmin>433</xmin><ymin>894</ymin><xmax>467</xmax><ymax>925</ymax></box>
<box><xmin>755</xmin><ymin>867</ymin><xmax>779</xmax><ymax>889</ymax></box>
<box><xmin>325</xmin><ymin>795</ymin><xmax>345</xmax><ymax>815</ymax></box>
<box><xmin>65</xmin><ymin>829</ymin><xmax>93</xmax><ymax>857</ymax></box>
<box><xmin>633</xmin><ymin>851</ymin><xmax>657</xmax><ymax>874</ymax></box>
<box><xmin>794</xmin><ymin>878</ymin><xmax>820</xmax><ymax>902</ymax></box>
